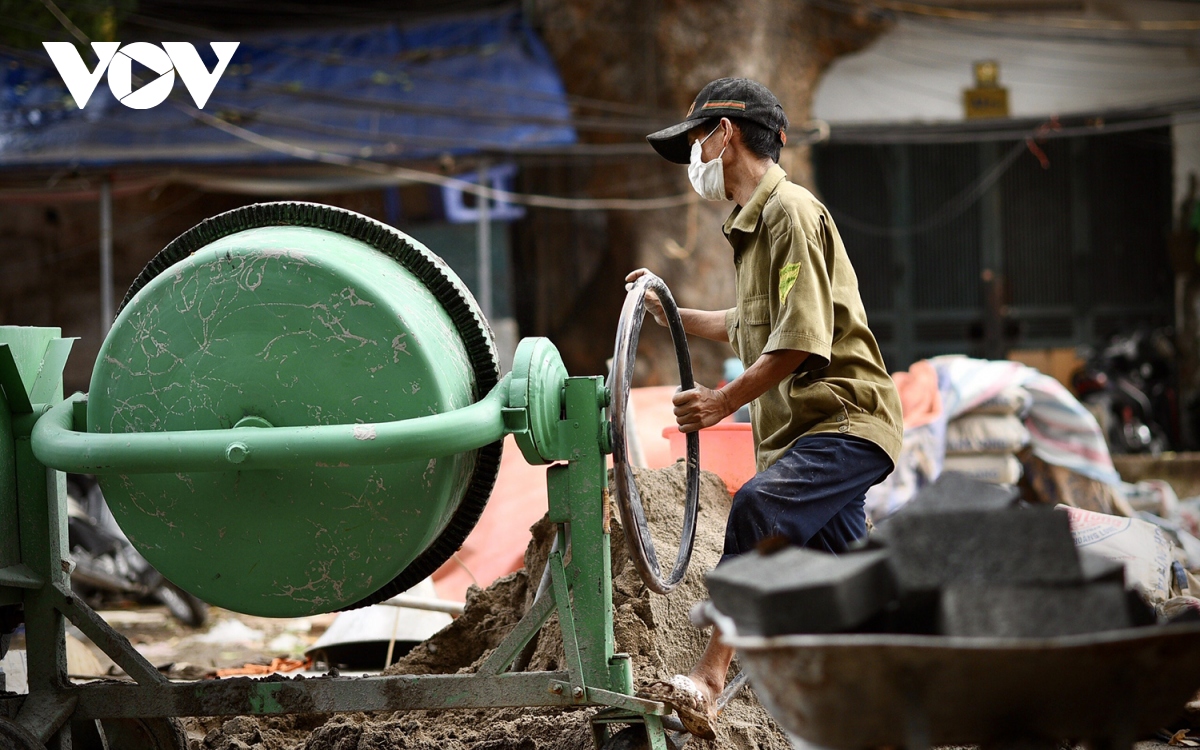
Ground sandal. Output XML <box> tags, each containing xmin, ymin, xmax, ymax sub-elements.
<box><xmin>637</xmin><ymin>675</ymin><xmax>717</xmax><ymax>741</ymax></box>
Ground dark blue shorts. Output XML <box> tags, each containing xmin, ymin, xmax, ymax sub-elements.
<box><xmin>721</xmin><ymin>433</ymin><xmax>893</xmax><ymax>564</ymax></box>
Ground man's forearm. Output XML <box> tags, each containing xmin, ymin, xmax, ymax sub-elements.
<box><xmin>679</xmin><ymin>308</ymin><xmax>732</xmax><ymax>343</ymax></box>
<box><xmin>718</xmin><ymin>349</ymin><xmax>809</xmax><ymax>410</ymax></box>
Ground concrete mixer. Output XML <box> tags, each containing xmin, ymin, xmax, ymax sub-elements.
<box><xmin>0</xmin><ymin>202</ymin><xmax>700</xmax><ymax>750</ymax></box>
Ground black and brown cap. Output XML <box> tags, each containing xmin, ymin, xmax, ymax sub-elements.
<box><xmin>646</xmin><ymin>77</ymin><xmax>789</xmax><ymax>164</ymax></box>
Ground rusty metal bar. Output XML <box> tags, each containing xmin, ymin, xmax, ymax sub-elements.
<box><xmin>377</xmin><ymin>594</ymin><xmax>465</xmax><ymax>616</ymax></box>
<box><xmin>59</xmin><ymin>672</ymin><xmax>577</xmax><ymax>720</ymax></box>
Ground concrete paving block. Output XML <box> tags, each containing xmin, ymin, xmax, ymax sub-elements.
<box><xmin>878</xmin><ymin>506</ymin><xmax>1082</xmax><ymax>592</ymax></box>
<box><xmin>867</xmin><ymin>591</ymin><xmax>941</xmax><ymax>635</ymax></box>
<box><xmin>706</xmin><ymin>548</ymin><xmax>896</xmax><ymax>636</ymax></box>
<box><xmin>906</xmin><ymin>472</ymin><xmax>1021</xmax><ymax>513</ymax></box>
<box><xmin>940</xmin><ymin>582</ymin><xmax>1132</xmax><ymax>638</ymax></box>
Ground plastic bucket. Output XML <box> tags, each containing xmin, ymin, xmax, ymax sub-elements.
<box><xmin>662</xmin><ymin>422</ymin><xmax>756</xmax><ymax>492</ymax></box>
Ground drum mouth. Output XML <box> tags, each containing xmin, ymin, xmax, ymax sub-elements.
<box><xmin>119</xmin><ymin>201</ymin><xmax>503</xmax><ymax>611</ymax></box>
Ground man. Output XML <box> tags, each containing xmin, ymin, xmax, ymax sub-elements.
<box><xmin>629</xmin><ymin>77</ymin><xmax>903</xmax><ymax>739</ymax></box>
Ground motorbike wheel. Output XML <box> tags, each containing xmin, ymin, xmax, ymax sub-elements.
<box><xmin>154</xmin><ymin>581</ymin><xmax>209</xmax><ymax>628</ymax></box>
<box><xmin>0</xmin><ymin>718</ymin><xmax>45</xmax><ymax>750</ymax></box>
<box><xmin>599</xmin><ymin>726</ymin><xmax>688</xmax><ymax>750</ymax></box>
<box><xmin>69</xmin><ymin>718</ymin><xmax>187</xmax><ymax>750</ymax></box>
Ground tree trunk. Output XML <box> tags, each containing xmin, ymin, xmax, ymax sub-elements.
<box><xmin>516</xmin><ymin>0</ymin><xmax>887</xmax><ymax>386</ymax></box>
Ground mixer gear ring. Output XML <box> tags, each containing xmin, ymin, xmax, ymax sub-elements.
<box><xmin>609</xmin><ymin>272</ymin><xmax>700</xmax><ymax>595</ymax></box>
<box><xmin>119</xmin><ymin>202</ymin><xmax>502</xmax><ymax>611</ymax></box>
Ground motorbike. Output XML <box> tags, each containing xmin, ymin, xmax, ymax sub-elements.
<box><xmin>65</xmin><ymin>475</ymin><xmax>208</xmax><ymax>628</ymax></box>
<box><xmin>1071</xmin><ymin>328</ymin><xmax>1178</xmax><ymax>456</ymax></box>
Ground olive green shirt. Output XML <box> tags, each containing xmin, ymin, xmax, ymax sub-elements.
<box><xmin>723</xmin><ymin>164</ymin><xmax>903</xmax><ymax>472</ymax></box>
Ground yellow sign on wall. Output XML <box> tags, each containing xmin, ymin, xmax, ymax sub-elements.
<box><xmin>964</xmin><ymin>87</ymin><xmax>1010</xmax><ymax>119</ymax></box>
<box><xmin>964</xmin><ymin>60</ymin><xmax>1009</xmax><ymax>119</ymax></box>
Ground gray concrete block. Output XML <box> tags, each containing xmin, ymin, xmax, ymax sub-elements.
<box><xmin>939</xmin><ymin>582</ymin><xmax>1132</xmax><ymax>638</ymax></box>
<box><xmin>906</xmin><ymin>472</ymin><xmax>1021</xmax><ymax>513</ymax></box>
<box><xmin>877</xmin><ymin>506</ymin><xmax>1082</xmax><ymax>592</ymax></box>
<box><xmin>706</xmin><ymin>548</ymin><xmax>896</xmax><ymax>636</ymax></box>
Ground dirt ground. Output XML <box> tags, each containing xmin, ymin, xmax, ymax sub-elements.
<box><xmin>184</xmin><ymin>463</ymin><xmax>793</xmax><ymax>750</ymax></box>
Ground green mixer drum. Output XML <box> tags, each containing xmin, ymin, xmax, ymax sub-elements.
<box><xmin>88</xmin><ymin>203</ymin><xmax>501</xmax><ymax>617</ymax></box>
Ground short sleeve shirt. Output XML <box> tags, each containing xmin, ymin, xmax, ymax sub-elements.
<box><xmin>722</xmin><ymin>164</ymin><xmax>903</xmax><ymax>472</ymax></box>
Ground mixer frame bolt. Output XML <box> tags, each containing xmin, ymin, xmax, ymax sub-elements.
<box><xmin>550</xmin><ymin>684</ymin><xmax>564</xmax><ymax>695</ymax></box>
<box><xmin>573</xmin><ymin>687</ymin><xmax>585</xmax><ymax>700</ymax></box>
<box><xmin>225</xmin><ymin>442</ymin><xmax>250</xmax><ymax>464</ymax></box>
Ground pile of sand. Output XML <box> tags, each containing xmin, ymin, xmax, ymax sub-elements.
<box><xmin>191</xmin><ymin>464</ymin><xmax>791</xmax><ymax>750</ymax></box>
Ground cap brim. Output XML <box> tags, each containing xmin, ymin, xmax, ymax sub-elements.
<box><xmin>646</xmin><ymin>119</ymin><xmax>700</xmax><ymax>164</ymax></box>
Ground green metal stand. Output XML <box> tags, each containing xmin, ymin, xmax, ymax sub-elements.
<box><xmin>0</xmin><ymin>332</ymin><xmax>671</xmax><ymax>750</ymax></box>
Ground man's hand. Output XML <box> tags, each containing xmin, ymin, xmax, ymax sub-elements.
<box><xmin>623</xmin><ymin>269</ymin><xmax>732</xmax><ymax>343</ymax></box>
<box><xmin>673</xmin><ymin>385</ymin><xmax>734</xmax><ymax>433</ymax></box>
<box><xmin>625</xmin><ymin>268</ymin><xmax>668</xmax><ymax>327</ymax></box>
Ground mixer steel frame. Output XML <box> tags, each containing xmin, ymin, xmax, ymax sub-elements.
<box><xmin>0</xmin><ymin>328</ymin><xmax>673</xmax><ymax>750</ymax></box>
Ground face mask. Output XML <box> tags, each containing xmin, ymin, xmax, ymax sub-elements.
<box><xmin>688</xmin><ymin>125</ymin><xmax>727</xmax><ymax>201</ymax></box>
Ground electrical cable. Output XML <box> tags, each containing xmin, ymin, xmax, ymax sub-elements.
<box><xmin>41</xmin><ymin>189</ymin><xmax>205</xmax><ymax>263</ymax></box>
<box><xmin>182</xmin><ymin>103</ymin><xmax>697</xmax><ymax>210</ymax></box>
<box><xmin>43</xmin><ymin>5</ymin><xmax>664</xmax><ymax>128</ymax></box>
<box><xmin>60</xmin><ymin>1</ymin><xmax>683</xmax><ymax>121</ymax></box>
<box><xmin>236</xmin><ymin>81</ymin><xmax>659</xmax><ymax>134</ymax></box>
<box><xmin>825</xmin><ymin>138</ymin><xmax>1027</xmax><ymax>237</ymax></box>
<box><xmin>829</xmin><ymin>104</ymin><xmax>1200</xmax><ymax>144</ymax></box>
<box><xmin>37</xmin><ymin>0</ymin><xmax>89</xmax><ymax>44</ymax></box>
<box><xmin>854</xmin><ymin>0</ymin><xmax>1200</xmax><ymax>32</ymax></box>
<box><xmin>25</xmin><ymin>1</ymin><xmax>1200</xmax><ymax>214</ymax></box>
<box><xmin>810</xmin><ymin>0</ymin><xmax>1200</xmax><ymax>46</ymax></box>
<box><xmin>13</xmin><ymin>11</ymin><xmax>698</xmax><ymax>209</ymax></box>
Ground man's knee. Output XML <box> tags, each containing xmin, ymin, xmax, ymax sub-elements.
<box><xmin>731</xmin><ymin>472</ymin><xmax>765</xmax><ymax>509</ymax></box>
<box><xmin>726</xmin><ymin>476</ymin><xmax>773</xmax><ymax>552</ymax></box>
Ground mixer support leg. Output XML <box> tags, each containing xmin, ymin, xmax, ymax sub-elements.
<box><xmin>556</xmin><ymin>379</ymin><xmax>624</xmax><ymax>694</ymax></box>
<box><xmin>48</xmin><ymin>583</ymin><xmax>166</xmax><ymax>686</ymax></box>
<box><xmin>13</xmin><ymin>429</ymin><xmax>72</xmax><ymax>749</ymax></box>
<box><xmin>644</xmin><ymin>715</ymin><xmax>669</xmax><ymax>750</ymax></box>
<box><xmin>476</xmin><ymin>591</ymin><xmax>556</xmax><ymax>677</ymax></box>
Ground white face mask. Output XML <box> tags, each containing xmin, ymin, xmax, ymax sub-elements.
<box><xmin>687</xmin><ymin>124</ymin><xmax>727</xmax><ymax>201</ymax></box>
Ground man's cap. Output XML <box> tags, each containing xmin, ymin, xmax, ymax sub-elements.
<box><xmin>646</xmin><ymin>77</ymin><xmax>789</xmax><ymax>164</ymax></box>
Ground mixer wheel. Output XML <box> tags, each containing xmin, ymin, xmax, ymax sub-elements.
<box><xmin>599</xmin><ymin>725</ymin><xmax>689</xmax><ymax>750</ymax></box>
<box><xmin>84</xmin><ymin>718</ymin><xmax>187</xmax><ymax>750</ymax></box>
<box><xmin>0</xmin><ymin>718</ymin><xmax>45</xmax><ymax>750</ymax></box>
<box><xmin>608</xmin><ymin>272</ymin><xmax>701</xmax><ymax>595</ymax></box>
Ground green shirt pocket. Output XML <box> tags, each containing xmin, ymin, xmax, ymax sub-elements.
<box><xmin>740</xmin><ymin>294</ymin><xmax>772</xmax><ymax>325</ymax></box>
<box><xmin>735</xmin><ymin>294</ymin><xmax>772</xmax><ymax>364</ymax></box>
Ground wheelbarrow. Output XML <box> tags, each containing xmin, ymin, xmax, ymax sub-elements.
<box><xmin>706</xmin><ymin>605</ymin><xmax>1200</xmax><ymax>750</ymax></box>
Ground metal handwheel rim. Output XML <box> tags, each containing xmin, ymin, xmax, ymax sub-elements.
<box><xmin>608</xmin><ymin>272</ymin><xmax>700</xmax><ymax>595</ymax></box>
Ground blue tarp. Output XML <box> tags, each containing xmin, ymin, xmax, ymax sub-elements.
<box><xmin>0</xmin><ymin>11</ymin><xmax>576</xmax><ymax>169</ymax></box>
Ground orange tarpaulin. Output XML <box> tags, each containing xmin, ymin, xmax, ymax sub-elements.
<box><xmin>891</xmin><ymin>360</ymin><xmax>942</xmax><ymax>430</ymax></box>
<box><xmin>430</xmin><ymin>434</ymin><xmax>551</xmax><ymax>602</ymax></box>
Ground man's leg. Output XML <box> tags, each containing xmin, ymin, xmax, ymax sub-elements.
<box><xmin>683</xmin><ymin>436</ymin><xmax>894</xmax><ymax>709</ymax></box>
<box><xmin>722</xmin><ymin>434</ymin><xmax>890</xmax><ymax>561</ymax></box>
<box><xmin>688</xmin><ymin>627</ymin><xmax>735</xmax><ymax>703</ymax></box>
